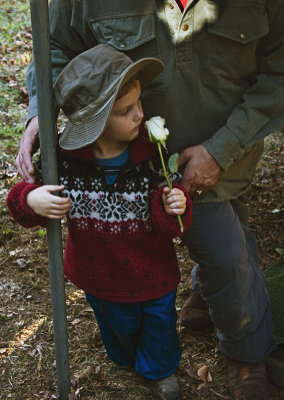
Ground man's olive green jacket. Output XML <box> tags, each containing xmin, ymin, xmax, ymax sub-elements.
<box><xmin>26</xmin><ymin>0</ymin><xmax>284</xmax><ymax>203</ymax></box>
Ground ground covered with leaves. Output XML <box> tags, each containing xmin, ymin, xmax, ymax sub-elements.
<box><xmin>0</xmin><ymin>1</ymin><xmax>283</xmax><ymax>399</ymax></box>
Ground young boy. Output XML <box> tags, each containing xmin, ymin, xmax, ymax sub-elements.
<box><xmin>7</xmin><ymin>44</ymin><xmax>192</xmax><ymax>400</ymax></box>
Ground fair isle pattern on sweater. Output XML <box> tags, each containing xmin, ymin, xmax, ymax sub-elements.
<box><xmin>58</xmin><ymin>147</ymin><xmax>159</xmax><ymax>236</ymax></box>
<box><xmin>61</xmin><ymin>170</ymin><xmax>152</xmax><ymax>234</ymax></box>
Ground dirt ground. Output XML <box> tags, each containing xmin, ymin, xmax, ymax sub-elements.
<box><xmin>0</xmin><ymin>2</ymin><xmax>283</xmax><ymax>396</ymax></box>
<box><xmin>0</xmin><ymin>133</ymin><xmax>283</xmax><ymax>400</ymax></box>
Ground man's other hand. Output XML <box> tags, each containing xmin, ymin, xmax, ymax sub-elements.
<box><xmin>15</xmin><ymin>116</ymin><xmax>40</xmax><ymax>183</ymax></box>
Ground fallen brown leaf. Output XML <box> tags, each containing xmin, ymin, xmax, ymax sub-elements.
<box><xmin>197</xmin><ymin>364</ymin><xmax>212</xmax><ymax>382</ymax></box>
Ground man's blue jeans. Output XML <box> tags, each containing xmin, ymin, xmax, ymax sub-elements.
<box><xmin>181</xmin><ymin>201</ymin><xmax>276</xmax><ymax>363</ymax></box>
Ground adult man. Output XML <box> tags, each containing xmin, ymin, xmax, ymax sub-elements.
<box><xmin>16</xmin><ymin>0</ymin><xmax>284</xmax><ymax>399</ymax></box>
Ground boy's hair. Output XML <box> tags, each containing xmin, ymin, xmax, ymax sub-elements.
<box><xmin>116</xmin><ymin>74</ymin><xmax>140</xmax><ymax>100</ymax></box>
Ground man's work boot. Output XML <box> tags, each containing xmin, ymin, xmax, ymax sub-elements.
<box><xmin>150</xmin><ymin>373</ymin><xmax>181</xmax><ymax>400</ymax></box>
<box><xmin>228</xmin><ymin>360</ymin><xmax>270</xmax><ymax>400</ymax></box>
<box><xmin>178</xmin><ymin>291</ymin><xmax>213</xmax><ymax>330</ymax></box>
<box><xmin>266</xmin><ymin>344</ymin><xmax>284</xmax><ymax>390</ymax></box>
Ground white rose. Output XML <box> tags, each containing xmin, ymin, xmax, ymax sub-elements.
<box><xmin>145</xmin><ymin>116</ymin><xmax>169</xmax><ymax>143</ymax></box>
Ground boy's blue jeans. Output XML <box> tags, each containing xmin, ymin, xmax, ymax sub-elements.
<box><xmin>85</xmin><ymin>289</ymin><xmax>181</xmax><ymax>380</ymax></box>
<box><xmin>181</xmin><ymin>200</ymin><xmax>276</xmax><ymax>363</ymax></box>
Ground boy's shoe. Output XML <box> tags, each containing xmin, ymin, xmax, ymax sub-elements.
<box><xmin>150</xmin><ymin>373</ymin><xmax>181</xmax><ymax>400</ymax></box>
<box><xmin>179</xmin><ymin>291</ymin><xmax>213</xmax><ymax>330</ymax></box>
<box><xmin>228</xmin><ymin>360</ymin><xmax>270</xmax><ymax>400</ymax></box>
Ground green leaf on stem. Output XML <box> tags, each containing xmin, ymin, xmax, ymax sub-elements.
<box><xmin>168</xmin><ymin>153</ymin><xmax>179</xmax><ymax>174</ymax></box>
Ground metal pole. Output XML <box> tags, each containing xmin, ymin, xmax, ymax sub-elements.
<box><xmin>29</xmin><ymin>0</ymin><xmax>70</xmax><ymax>398</ymax></box>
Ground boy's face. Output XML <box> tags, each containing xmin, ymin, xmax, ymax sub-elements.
<box><xmin>100</xmin><ymin>80</ymin><xmax>144</xmax><ymax>145</ymax></box>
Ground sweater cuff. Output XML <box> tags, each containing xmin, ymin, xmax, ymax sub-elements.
<box><xmin>19</xmin><ymin>183</ymin><xmax>42</xmax><ymax>216</ymax></box>
<box><xmin>7</xmin><ymin>182</ymin><xmax>47</xmax><ymax>228</ymax></box>
<box><xmin>151</xmin><ymin>183</ymin><xmax>192</xmax><ymax>237</ymax></box>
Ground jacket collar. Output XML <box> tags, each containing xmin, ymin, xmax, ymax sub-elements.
<box><xmin>60</xmin><ymin>118</ymin><xmax>157</xmax><ymax>165</ymax></box>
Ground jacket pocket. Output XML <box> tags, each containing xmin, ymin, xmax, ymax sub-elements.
<box><xmin>89</xmin><ymin>12</ymin><xmax>164</xmax><ymax>92</ymax></box>
<box><xmin>205</xmin><ymin>2</ymin><xmax>269</xmax><ymax>80</ymax></box>
<box><xmin>207</xmin><ymin>3</ymin><xmax>269</xmax><ymax>52</ymax></box>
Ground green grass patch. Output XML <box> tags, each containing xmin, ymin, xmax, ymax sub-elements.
<box><xmin>0</xmin><ymin>0</ymin><xmax>31</xmax><ymax>162</ymax></box>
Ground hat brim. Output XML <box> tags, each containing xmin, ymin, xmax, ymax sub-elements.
<box><xmin>59</xmin><ymin>57</ymin><xmax>164</xmax><ymax>150</ymax></box>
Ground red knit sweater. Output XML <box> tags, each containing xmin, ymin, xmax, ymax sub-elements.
<box><xmin>7</xmin><ymin>124</ymin><xmax>192</xmax><ymax>302</ymax></box>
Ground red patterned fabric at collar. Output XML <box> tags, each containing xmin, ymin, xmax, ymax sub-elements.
<box><xmin>130</xmin><ymin>118</ymin><xmax>157</xmax><ymax>165</ymax></box>
<box><xmin>60</xmin><ymin>145</ymin><xmax>94</xmax><ymax>160</ymax></box>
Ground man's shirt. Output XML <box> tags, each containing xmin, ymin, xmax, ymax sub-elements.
<box><xmin>26</xmin><ymin>0</ymin><xmax>284</xmax><ymax>203</ymax></box>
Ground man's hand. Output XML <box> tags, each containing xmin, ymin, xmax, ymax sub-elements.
<box><xmin>27</xmin><ymin>185</ymin><xmax>71</xmax><ymax>219</ymax></box>
<box><xmin>178</xmin><ymin>144</ymin><xmax>222</xmax><ymax>194</ymax></box>
<box><xmin>15</xmin><ymin>116</ymin><xmax>40</xmax><ymax>183</ymax></box>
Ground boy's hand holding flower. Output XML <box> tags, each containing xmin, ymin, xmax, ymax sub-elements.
<box><xmin>145</xmin><ymin>116</ymin><xmax>184</xmax><ymax>232</ymax></box>
<box><xmin>162</xmin><ymin>187</ymin><xmax>186</xmax><ymax>216</ymax></box>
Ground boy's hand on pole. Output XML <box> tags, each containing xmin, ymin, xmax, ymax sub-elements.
<box><xmin>27</xmin><ymin>185</ymin><xmax>71</xmax><ymax>219</ymax></box>
<box><xmin>162</xmin><ymin>187</ymin><xmax>186</xmax><ymax>216</ymax></box>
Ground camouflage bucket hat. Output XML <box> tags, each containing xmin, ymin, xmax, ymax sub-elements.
<box><xmin>54</xmin><ymin>44</ymin><xmax>164</xmax><ymax>150</ymax></box>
